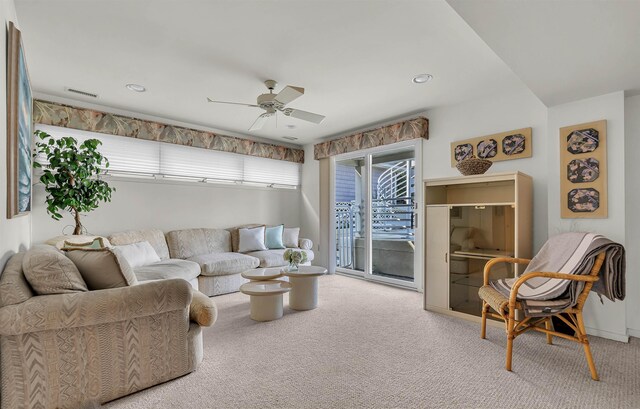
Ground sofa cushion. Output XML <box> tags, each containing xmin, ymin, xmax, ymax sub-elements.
<box><xmin>246</xmin><ymin>249</ymin><xmax>315</xmax><ymax>268</ymax></box>
<box><xmin>133</xmin><ymin>259</ymin><xmax>201</xmax><ymax>282</ymax></box>
<box><xmin>227</xmin><ymin>224</ymin><xmax>263</xmax><ymax>252</ymax></box>
<box><xmin>188</xmin><ymin>253</ymin><xmax>259</xmax><ymax>276</ymax></box>
<box><xmin>23</xmin><ymin>245</ymin><xmax>88</xmax><ymax>295</ymax></box>
<box><xmin>109</xmin><ymin>229</ymin><xmax>170</xmax><ymax>260</ymax></box>
<box><xmin>265</xmin><ymin>225</ymin><xmax>285</xmax><ymax>249</ymax></box>
<box><xmin>0</xmin><ymin>253</ymin><xmax>34</xmax><ymax>307</ymax></box>
<box><xmin>114</xmin><ymin>241</ymin><xmax>161</xmax><ymax>268</ymax></box>
<box><xmin>66</xmin><ymin>248</ymin><xmax>138</xmax><ymax>290</ymax></box>
<box><xmin>166</xmin><ymin>228</ymin><xmax>231</xmax><ymax>259</ymax></box>
<box><xmin>283</xmin><ymin>227</ymin><xmax>300</xmax><ymax>248</ymax></box>
<box><xmin>238</xmin><ymin>226</ymin><xmax>268</xmax><ymax>253</ymax></box>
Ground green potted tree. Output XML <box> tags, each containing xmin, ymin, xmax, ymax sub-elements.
<box><xmin>33</xmin><ymin>130</ymin><xmax>115</xmax><ymax>235</ymax></box>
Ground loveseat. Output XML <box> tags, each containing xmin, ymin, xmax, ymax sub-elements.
<box><xmin>0</xmin><ymin>247</ymin><xmax>216</xmax><ymax>409</ymax></box>
<box><xmin>108</xmin><ymin>226</ymin><xmax>314</xmax><ymax>296</ymax></box>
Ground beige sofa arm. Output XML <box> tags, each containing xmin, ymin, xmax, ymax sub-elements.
<box><xmin>299</xmin><ymin>238</ymin><xmax>313</xmax><ymax>250</ymax></box>
<box><xmin>0</xmin><ymin>279</ymin><xmax>192</xmax><ymax>336</ymax></box>
<box><xmin>190</xmin><ymin>291</ymin><xmax>218</xmax><ymax>327</ymax></box>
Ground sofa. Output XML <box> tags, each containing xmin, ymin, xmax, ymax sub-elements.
<box><xmin>0</xmin><ymin>247</ymin><xmax>217</xmax><ymax>409</ymax></box>
<box><xmin>108</xmin><ymin>226</ymin><xmax>314</xmax><ymax>296</ymax></box>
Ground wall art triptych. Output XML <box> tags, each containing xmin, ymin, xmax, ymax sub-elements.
<box><xmin>560</xmin><ymin>120</ymin><xmax>607</xmax><ymax>219</ymax></box>
<box><xmin>450</xmin><ymin>127</ymin><xmax>532</xmax><ymax>167</ymax></box>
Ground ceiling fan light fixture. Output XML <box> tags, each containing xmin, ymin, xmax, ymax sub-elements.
<box><xmin>412</xmin><ymin>74</ymin><xmax>433</xmax><ymax>84</ymax></box>
<box><xmin>126</xmin><ymin>83</ymin><xmax>146</xmax><ymax>92</ymax></box>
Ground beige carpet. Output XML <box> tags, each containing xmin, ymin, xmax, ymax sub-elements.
<box><xmin>105</xmin><ymin>275</ymin><xmax>639</xmax><ymax>409</ymax></box>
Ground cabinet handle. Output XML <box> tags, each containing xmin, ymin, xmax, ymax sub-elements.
<box><xmin>445</xmin><ymin>252</ymin><xmax>448</xmax><ymax>263</ymax></box>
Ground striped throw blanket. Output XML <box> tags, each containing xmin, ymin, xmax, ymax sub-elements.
<box><xmin>490</xmin><ymin>232</ymin><xmax>625</xmax><ymax>317</ymax></box>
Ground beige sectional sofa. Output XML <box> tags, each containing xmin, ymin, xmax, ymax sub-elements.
<box><xmin>0</xmin><ymin>247</ymin><xmax>214</xmax><ymax>409</ymax></box>
<box><xmin>109</xmin><ymin>226</ymin><xmax>314</xmax><ymax>296</ymax></box>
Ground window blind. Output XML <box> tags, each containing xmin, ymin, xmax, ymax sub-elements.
<box><xmin>35</xmin><ymin>124</ymin><xmax>300</xmax><ymax>188</ymax></box>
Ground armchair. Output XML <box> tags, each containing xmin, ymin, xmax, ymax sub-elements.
<box><xmin>478</xmin><ymin>252</ymin><xmax>606</xmax><ymax>380</ymax></box>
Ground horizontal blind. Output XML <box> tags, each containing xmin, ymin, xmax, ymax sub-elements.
<box><xmin>160</xmin><ymin>143</ymin><xmax>243</xmax><ymax>181</ymax></box>
<box><xmin>34</xmin><ymin>124</ymin><xmax>301</xmax><ymax>187</ymax></box>
<box><xmin>36</xmin><ymin>125</ymin><xmax>160</xmax><ymax>174</ymax></box>
<box><xmin>244</xmin><ymin>155</ymin><xmax>301</xmax><ymax>186</ymax></box>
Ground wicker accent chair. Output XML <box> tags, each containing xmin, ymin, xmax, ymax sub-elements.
<box><xmin>478</xmin><ymin>252</ymin><xmax>606</xmax><ymax>381</ymax></box>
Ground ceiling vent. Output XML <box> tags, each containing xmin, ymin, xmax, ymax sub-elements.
<box><xmin>65</xmin><ymin>87</ymin><xmax>98</xmax><ymax>98</ymax></box>
<box><xmin>282</xmin><ymin>136</ymin><xmax>298</xmax><ymax>141</ymax></box>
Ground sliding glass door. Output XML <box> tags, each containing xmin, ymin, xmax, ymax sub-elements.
<box><xmin>332</xmin><ymin>141</ymin><xmax>422</xmax><ymax>290</ymax></box>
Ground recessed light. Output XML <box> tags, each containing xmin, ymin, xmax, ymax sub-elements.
<box><xmin>412</xmin><ymin>74</ymin><xmax>433</xmax><ymax>84</ymax></box>
<box><xmin>126</xmin><ymin>83</ymin><xmax>146</xmax><ymax>92</ymax></box>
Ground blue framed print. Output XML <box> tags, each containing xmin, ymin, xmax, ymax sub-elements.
<box><xmin>6</xmin><ymin>21</ymin><xmax>32</xmax><ymax>218</ymax></box>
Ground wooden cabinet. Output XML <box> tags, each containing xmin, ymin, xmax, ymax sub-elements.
<box><xmin>423</xmin><ymin>172</ymin><xmax>532</xmax><ymax>321</ymax></box>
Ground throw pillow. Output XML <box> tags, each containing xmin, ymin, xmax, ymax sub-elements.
<box><xmin>113</xmin><ymin>241</ymin><xmax>161</xmax><ymax>269</ymax></box>
<box><xmin>22</xmin><ymin>245</ymin><xmax>88</xmax><ymax>295</ymax></box>
<box><xmin>65</xmin><ymin>248</ymin><xmax>138</xmax><ymax>290</ymax></box>
<box><xmin>265</xmin><ymin>225</ymin><xmax>285</xmax><ymax>249</ymax></box>
<box><xmin>238</xmin><ymin>226</ymin><xmax>268</xmax><ymax>253</ymax></box>
<box><xmin>283</xmin><ymin>227</ymin><xmax>300</xmax><ymax>248</ymax></box>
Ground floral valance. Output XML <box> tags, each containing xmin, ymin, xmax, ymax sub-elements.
<box><xmin>33</xmin><ymin>100</ymin><xmax>305</xmax><ymax>163</ymax></box>
<box><xmin>313</xmin><ymin>116</ymin><xmax>428</xmax><ymax>160</ymax></box>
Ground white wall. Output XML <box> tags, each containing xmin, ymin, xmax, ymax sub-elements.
<box><xmin>301</xmin><ymin>144</ymin><xmax>320</xmax><ymax>258</ymax></box>
<box><xmin>547</xmin><ymin>91</ymin><xmax>627</xmax><ymax>341</ymax></box>
<box><xmin>423</xmin><ymin>87</ymin><xmax>549</xmax><ymax>251</ymax></box>
<box><xmin>32</xmin><ymin>178</ymin><xmax>301</xmax><ymax>243</ymax></box>
<box><xmin>624</xmin><ymin>94</ymin><xmax>640</xmax><ymax>337</ymax></box>
<box><xmin>0</xmin><ymin>0</ymin><xmax>31</xmax><ymax>268</ymax></box>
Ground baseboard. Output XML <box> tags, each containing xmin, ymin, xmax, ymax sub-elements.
<box><xmin>627</xmin><ymin>328</ymin><xmax>640</xmax><ymax>339</ymax></box>
<box><xmin>585</xmin><ymin>326</ymin><xmax>629</xmax><ymax>343</ymax></box>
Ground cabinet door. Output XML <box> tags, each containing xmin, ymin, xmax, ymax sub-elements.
<box><xmin>425</xmin><ymin>206</ymin><xmax>449</xmax><ymax>310</ymax></box>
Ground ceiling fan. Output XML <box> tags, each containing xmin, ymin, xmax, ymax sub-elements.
<box><xmin>207</xmin><ymin>80</ymin><xmax>325</xmax><ymax>131</ymax></box>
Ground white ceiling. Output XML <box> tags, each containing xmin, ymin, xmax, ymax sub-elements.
<box><xmin>447</xmin><ymin>0</ymin><xmax>640</xmax><ymax>107</ymax></box>
<box><xmin>15</xmin><ymin>0</ymin><xmax>525</xmax><ymax>145</ymax></box>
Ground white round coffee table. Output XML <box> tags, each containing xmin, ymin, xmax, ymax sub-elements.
<box><xmin>283</xmin><ymin>266</ymin><xmax>327</xmax><ymax>311</ymax></box>
<box><xmin>239</xmin><ymin>280</ymin><xmax>292</xmax><ymax>321</ymax></box>
<box><xmin>241</xmin><ymin>268</ymin><xmax>283</xmax><ymax>281</ymax></box>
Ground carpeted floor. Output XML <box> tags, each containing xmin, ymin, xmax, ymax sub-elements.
<box><xmin>105</xmin><ymin>275</ymin><xmax>640</xmax><ymax>409</ymax></box>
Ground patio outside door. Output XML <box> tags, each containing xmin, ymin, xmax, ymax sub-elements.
<box><xmin>332</xmin><ymin>141</ymin><xmax>422</xmax><ymax>290</ymax></box>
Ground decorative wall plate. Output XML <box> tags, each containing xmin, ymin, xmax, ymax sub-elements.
<box><xmin>477</xmin><ymin>139</ymin><xmax>497</xmax><ymax>159</ymax></box>
<box><xmin>567</xmin><ymin>158</ymin><xmax>599</xmax><ymax>183</ymax></box>
<box><xmin>568</xmin><ymin>188</ymin><xmax>600</xmax><ymax>213</ymax></box>
<box><xmin>502</xmin><ymin>133</ymin><xmax>526</xmax><ymax>155</ymax></box>
<box><xmin>567</xmin><ymin>128</ymin><xmax>599</xmax><ymax>154</ymax></box>
<box><xmin>454</xmin><ymin>143</ymin><xmax>473</xmax><ymax>162</ymax></box>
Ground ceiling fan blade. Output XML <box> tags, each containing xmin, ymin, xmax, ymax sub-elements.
<box><xmin>274</xmin><ymin>86</ymin><xmax>305</xmax><ymax>105</ymax></box>
<box><xmin>207</xmin><ymin>97</ymin><xmax>260</xmax><ymax>108</ymax></box>
<box><xmin>284</xmin><ymin>108</ymin><xmax>325</xmax><ymax>124</ymax></box>
<box><xmin>248</xmin><ymin>113</ymin><xmax>272</xmax><ymax>131</ymax></box>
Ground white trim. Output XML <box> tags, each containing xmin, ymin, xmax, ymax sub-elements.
<box><xmin>585</xmin><ymin>326</ymin><xmax>629</xmax><ymax>343</ymax></box>
<box><xmin>626</xmin><ymin>328</ymin><xmax>640</xmax><ymax>339</ymax></box>
<box><xmin>330</xmin><ymin>140</ymin><xmax>422</xmax><ymax>291</ymax></box>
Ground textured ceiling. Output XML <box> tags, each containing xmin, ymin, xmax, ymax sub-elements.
<box><xmin>447</xmin><ymin>0</ymin><xmax>640</xmax><ymax>106</ymax></box>
<box><xmin>15</xmin><ymin>0</ymin><xmax>525</xmax><ymax>145</ymax></box>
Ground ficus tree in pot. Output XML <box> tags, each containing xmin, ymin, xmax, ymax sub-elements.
<box><xmin>33</xmin><ymin>130</ymin><xmax>115</xmax><ymax>235</ymax></box>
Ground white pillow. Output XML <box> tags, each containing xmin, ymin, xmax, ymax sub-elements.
<box><xmin>238</xmin><ymin>226</ymin><xmax>268</xmax><ymax>253</ymax></box>
<box><xmin>283</xmin><ymin>227</ymin><xmax>300</xmax><ymax>248</ymax></box>
<box><xmin>114</xmin><ymin>241</ymin><xmax>161</xmax><ymax>269</ymax></box>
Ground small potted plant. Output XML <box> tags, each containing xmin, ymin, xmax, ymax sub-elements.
<box><xmin>283</xmin><ymin>249</ymin><xmax>308</xmax><ymax>271</ymax></box>
<box><xmin>33</xmin><ymin>130</ymin><xmax>114</xmax><ymax>235</ymax></box>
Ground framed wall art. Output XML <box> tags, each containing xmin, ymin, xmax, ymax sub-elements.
<box><xmin>450</xmin><ymin>127</ymin><xmax>532</xmax><ymax>167</ymax></box>
<box><xmin>560</xmin><ymin>120</ymin><xmax>607</xmax><ymax>219</ymax></box>
<box><xmin>6</xmin><ymin>21</ymin><xmax>33</xmax><ymax>218</ymax></box>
